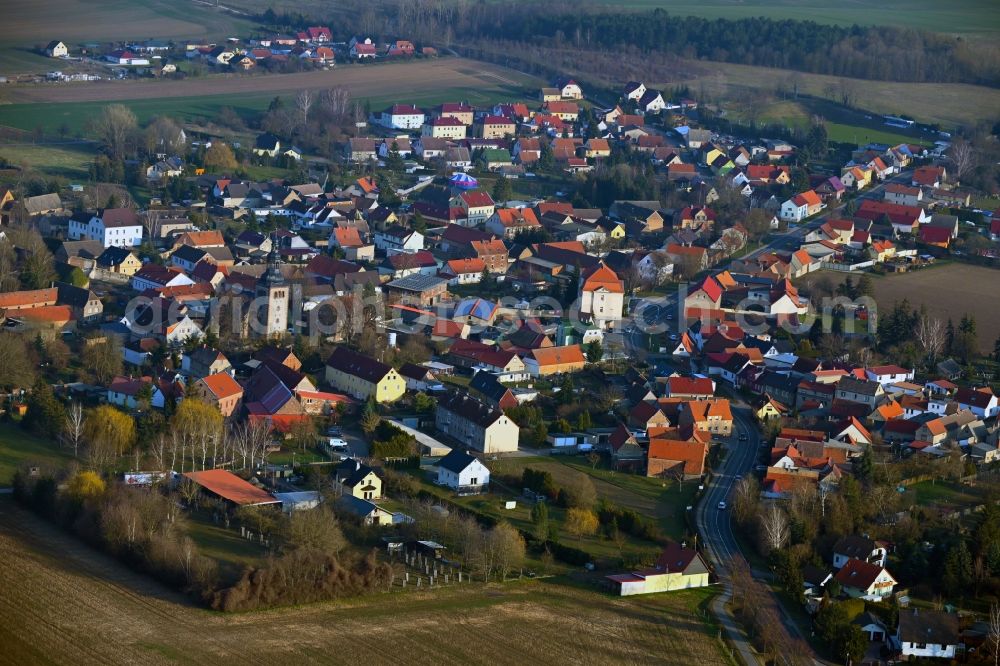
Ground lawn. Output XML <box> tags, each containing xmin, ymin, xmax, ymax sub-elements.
<box><xmin>905</xmin><ymin>480</ymin><xmax>984</xmax><ymax>509</ymax></box>
<box><xmin>0</xmin><ymin>423</ymin><xmax>75</xmax><ymax>486</ymax></box>
<box><xmin>488</xmin><ymin>454</ymin><xmax>699</xmax><ymax>541</ymax></box>
<box><xmin>0</xmin><ymin>141</ymin><xmax>97</xmax><ymax>180</ymax></box>
<box><xmin>183</xmin><ymin>510</ymin><xmax>267</xmax><ymax>582</ymax></box>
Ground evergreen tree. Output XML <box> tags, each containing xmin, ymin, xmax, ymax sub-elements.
<box><xmin>23</xmin><ymin>377</ymin><xmax>65</xmax><ymax>438</ymax></box>
<box><xmin>491</xmin><ymin>176</ymin><xmax>512</xmax><ymax>204</ymax></box>
<box><xmin>945</xmin><ymin>318</ymin><xmax>955</xmax><ymax>355</ymax></box>
<box><xmin>530</xmin><ymin>501</ymin><xmax>549</xmax><ymax>542</ymax></box>
<box><xmin>942</xmin><ymin>539</ymin><xmax>974</xmax><ymax>594</ymax></box>
<box><xmin>558</xmin><ymin>374</ymin><xmax>575</xmax><ymax>405</ymax></box>
<box><xmin>576</xmin><ymin>410</ymin><xmax>592</xmax><ymax>431</ymax></box>
<box><xmin>585</xmin><ymin>340</ymin><xmax>603</xmax><ymax>363</ymax></box>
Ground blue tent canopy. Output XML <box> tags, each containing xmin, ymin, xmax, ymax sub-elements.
<box><xmin>449</xmin><ymin>173</ymin><xmax>479</xmax><ymax>189</ymax></box>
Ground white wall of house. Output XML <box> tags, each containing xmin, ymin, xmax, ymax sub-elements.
<box><xmin>437</xmin><ymin>459</ymin><xmax>490</xmax><ymax>490</ymax></box>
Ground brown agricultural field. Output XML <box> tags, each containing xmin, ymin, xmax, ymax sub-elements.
<box><xmin>655</xmin><ymin>60</ymin><xmax>1000</xmax><ymax>128</ymax></box>
<box><xmin>870</xmin><ymin>263</ymin><xmax>1000</xmax><ymax>354</ymax></box>
<box><xmin>3</xmin><ymin>59</ymin><xmax>537</xmax><ymax>105</ymax></box>
<box><xmin>0</xmin><ymin>498</ymin><xmax>728</xmax><ymax>665</ymax></box>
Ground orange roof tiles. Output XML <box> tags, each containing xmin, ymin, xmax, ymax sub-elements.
<box><xmin>200</xmin><ymin>372</ymin><xmax>244</xmax><ymax>400</ymax></box>
<box><xmin>183</xmin><ymin>469</ymin><xmax>279</xmax><ymax>506</ymax></box>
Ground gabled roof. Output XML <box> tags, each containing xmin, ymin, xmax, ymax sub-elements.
<box><xmin>326</xmin><ymin>347</ymin><xmax>393</xmax><ymax>384</ymax></box>
<box><xmin>199</xmin><ymin>372</ymin><xmax>243</xmax><ymax>400</ymax></box>
<box><xmin>834</xmin><ymin>558</ymin><xmax>894</xmax><ymax>591</ymax></box>
<box><xmin>530</xmin><ymin>345</ymin><xmax>585</xmax><ymax>367</ymax></box>
<box><xmin>438</xmin><ymin>448</ymin><xmax>482</xmax><ymax>474</ymax></box>
<box><xmin>437</xmin><ymin>391</ymin><xmax>506</xmax><ymax>428</ymax></box>
<box><xmin>183</xmin><ymin>469</ymin><xmax>278</xmax><ymax>506</ymax></box>
<box><xmin>580</xmin><ymin>262</ymin><xmax>623</xmax><ymax>293</ymax></box>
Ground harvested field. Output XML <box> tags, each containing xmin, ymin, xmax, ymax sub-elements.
<box><xmin>656</xmin><ymin>61</ymin><xmax>1000</xmax><ymax>128</ymax></box>
<box><xmin>0</xmin><ymin>497</ymin><xmax>727</xmax><ymax>665</ymax></box>
<box><xmin>871</xmin><ymin>264</ymin><xmax>1000</xmax><ymax>354</ymax></box>
<box><xmin>3</xmin><ymin>59</ymin><xmax>536</xmax><ymax>105</ymax></box>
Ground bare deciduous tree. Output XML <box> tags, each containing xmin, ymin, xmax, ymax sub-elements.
<box><xmin>294</xmin><ymin>89</ymin><xmax>315</xmax><ymax>130</ymax></box>
<box><xmin>759</xmin><ymin>503</ymin><xmax>789</xmax><ymax>553</ymax></box>
<box><xmin>91</xmin><ymin>104</ymin><xmax>138</xmax><ymax>160</ymax></box>
<box><xmin>63</xmin><ymin>401</ymin><xmax>85</xmax><ymax>457</ymax></box>
<box><xmin>989</xmin><ymin>601</ymin><xmax>1000</xmax><ymax>666</ymax></box>
<box><xmin>948</xmin><ymin>139</ymin><xmax>977</xmax><ymax>181</ymax></box>
<box><xmin>916</xmin><ymin>315</ymin><xmax>945</xmax><ymax>361</ymax></box>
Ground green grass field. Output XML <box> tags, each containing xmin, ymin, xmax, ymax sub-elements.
<box><xmin>905</xmin><ymin>480</ymin><xmax>983</xmax><ymax>509</ymax></box>
<box><xmin>0</xmin><ymin>423</ymin><xmax>75</xmax><ymax>486</ymax></box>
<box><xmin>0</xmin><ymin>84</ymin><xmax>531</xmax><ymax>138</ymax></box>
<box><xmin>0</xmin><ymin>142</ymin><xmax>96</xmax><ymax>180</ymax></box>
<box><xmin>754</xmin><ymin>100</ymin><xmax>927</xmax><ymax>146</ymax></box>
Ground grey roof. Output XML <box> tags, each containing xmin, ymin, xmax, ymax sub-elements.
<box><xmin>838</xmin><ymin>376</ymin><xmax>882</xmax><ymax>396</ymax></box>
<box><xmin>833</xmin><ymin>535</ymin><xmax>876</xmax><ymax>559</ymax></box>
<box><xmin>56</xmin><ymin>282</ymin><xmax>96</xmax><ymax>308</ymax></box>
<box><xmin>470</xmin><ymin>370</ymin><xmax>512</xmax><ymax>403</ymax></box>
<box><xmin>438</xmin><ymin>391</ymin><xmax>504</xmax><ymax>428</ymax></box>
<box><xmin>24</xmin><ymin>193</ymin><xmax>62</xmax><ymax>214</ymax></box>
<box><xmin>172</xmin><ymin>244</ymin><xmax>207</xmax><ymax>263</ymax></box>
<box><xmin>95</xmin><ymin>245</ymin><xmax>133</xmax><ymax>266</ymax></box>
<box><xmin>438</xmin><ymin>449</ymin><xmax>479</xmax><ymax>474</ymax></box>
<box><xmin>326</xmin><ymin>347</ymin><xmax>392</xmax><ymax>383</ymax></box>
<box><xmin>898</xmin><ymin>610</ymin><xmax>958</xmax><ymax>646</ymax></box>
<box><xmin>387</xmin><ymin>273</ymin><xmax>447</xmax><ymax>293</ymax></box>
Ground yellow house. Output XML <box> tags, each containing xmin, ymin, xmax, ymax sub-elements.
<box><xmin>702</xmin><ymin>145</ymin><xmax>726</xmax><ymax>167</ymax></box>
<box><xmin>334</xmin><ymin>459</ymin><xmax>383</xmax><ymax>500</ymax></box>
<box><xmin>600</xmin><ymin>219</ymin><xmax>626</xmax><ymax>239</ymax></box>
<box><xmin>755</xmin><ymin>396</ymin><xmax>788</xmax><ymax>422</ymax></box>
<box><xmin>607</xmin><ymin>543</ymin><xmax>711</xmax><ymax>596</ymax></box>
<box><xmin>325</xmin><ymin>347</ymin><xmax>405</xmax><ymax>403</ymax></box>
<box><xmin>97</xmin><ymin>247</ymin><xmax>143</xmax><ymax>276</ymax></box>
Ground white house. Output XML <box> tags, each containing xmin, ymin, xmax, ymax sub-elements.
<box><xmin>897</xmin><ymin>610</ymin><xmax>959</xmax><ymax>660</ymax></box>
<box><xmin>376</xmin><ymin>104</ymin><xmax>425</xmax><ymax>130</ymax></box>
<box><xmin>955</xmin><ymin>386</ymin><xmax>1000</xmax><ymax>419</ymax></box>
<box><xmin>865</xmin><ymin>365</ymin><xmax>914</xmax><ymax>387</ymax></box>
<box><xmin>435</xmin><ymin>391</ymin><xmax>519</xmax><ymax>454</ymax></box>
<box><xmin>833</xmin><ymin>559</ymin><xmax>896</xmax><ymax>601</ymax></box>
<box><xmin>106</xmin><ymin>376</ymin><xmax>165</xmax><ymax>410</ymax></box>
<box><xmin>436</xmin><ymin>449</ymin><xmax>490</xmax><ymax>494</ymax></box>
<box><xmin>578</xmin><ymin>262</ymin><xmax>625</xmax><ymax>330</ymax></box>
<box><xmin>832</xmin><ymin>535</ymin><xmax>888</xmax><ymax>569</ymax></box>
<box><xmin>374</xmin><ymin>226</ymin><xmax>424</xmax><ymax>254</ymax></box>
<box><xmin>69</xmin><ymin>208</ymin><xmax>143</xmax><ymax>248</ymax></box>
<box><xmin>637</xmin><ymin>90</ymin><xmax>667</xmax><ymax>114</ymax></box>
<box><xmin>623</xmin><ymin>81</ymin><xmax>646</xmax><ymax>101</ymax></box>
<box><xmin>349</xmin><ymin>37</ymin><xmax>377</xmax><ymax>59</ymax></box>
<box><xmin>131</xmin><ymin>264</ymin><xmax>195</xmax><ymax>292</ymax></box>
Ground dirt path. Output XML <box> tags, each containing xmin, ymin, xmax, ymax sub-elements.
<box><xmin>3</xmin><ymin>59</ymin><xmax>534</xmax><ymax>104</ymax></box>
<box><xmin>0</xmin><ymin>497</ymin><xmax>726</xmax><ymax>665</ymax></box>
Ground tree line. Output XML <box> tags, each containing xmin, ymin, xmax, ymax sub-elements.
<box><xmin>294</xmin><ymin>1</ymin><xmax>1000</xmax><ymax>87</ymax></box>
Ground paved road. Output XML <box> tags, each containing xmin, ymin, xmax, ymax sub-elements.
<box><xmin>694</xmin><ymin>409</ymin><xmax>765</xmax><ymax>665</ymax></box>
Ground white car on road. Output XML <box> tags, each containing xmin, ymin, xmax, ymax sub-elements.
<box><xmin>327</xmin><ymin>437</ymin><xmax>349</xmax><ymax>450</ymax></box>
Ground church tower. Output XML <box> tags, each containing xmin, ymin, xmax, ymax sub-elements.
<box><xmin>255</xmin><ymin>240</ymin><xmax>288</xmax><ymax>338</ymax></box>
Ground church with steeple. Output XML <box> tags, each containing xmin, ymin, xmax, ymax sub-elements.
<box><xmin>254</xmin><ymin>241</ymin><xmax>289</xmax><ymax>338</ymax></box>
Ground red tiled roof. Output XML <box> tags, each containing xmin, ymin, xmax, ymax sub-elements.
<box><xmin>183</xmin><ymin>469</ymin><xmax>279</xmax><ymax>506</ymax></box>
<box><xmin>200</xmin><ymin>372</ymin><xmax>243</xmax><ymax>400</ymax></box>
